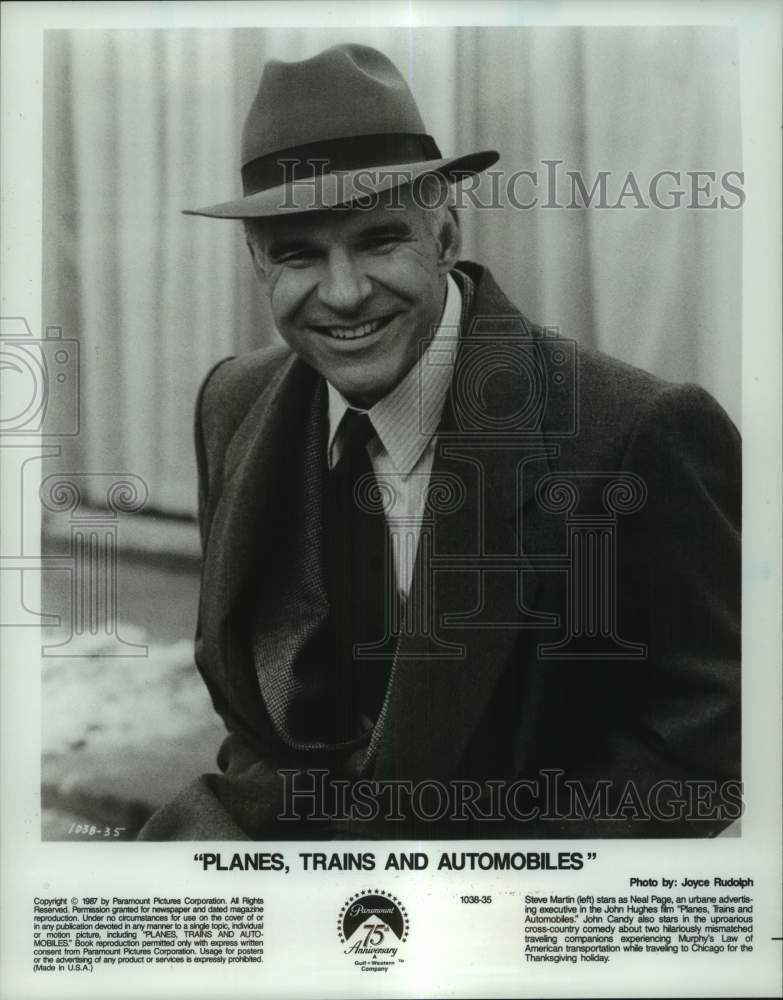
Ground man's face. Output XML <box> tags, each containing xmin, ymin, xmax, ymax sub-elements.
<box><xmin>250</xmin><ymin>189</ymin><xmax>460</xmax><ymax>407</ymax></box>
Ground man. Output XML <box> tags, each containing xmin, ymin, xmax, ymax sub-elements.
<box><xmin>138</xmin><ymin>44</ymin><xmax>740</xmax><ymax>840</ymax></box>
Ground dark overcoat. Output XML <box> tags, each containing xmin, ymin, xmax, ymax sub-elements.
<box><xmin>138</xmin><ymin>263</ymin><xmax>740</xmax><ymax>840</ymax></box>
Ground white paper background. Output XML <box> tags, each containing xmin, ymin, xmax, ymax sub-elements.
<box><xmin>1</xmin><ymin>2</ymin><xmax>781</xmax><ymax>999</ymax></box>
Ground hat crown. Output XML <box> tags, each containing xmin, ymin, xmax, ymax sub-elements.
<box><xmin>241</xmin><ymin>44</ymin><xmax>428</xmax><ymax>167</ymax></box>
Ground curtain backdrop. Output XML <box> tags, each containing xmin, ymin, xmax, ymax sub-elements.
<box><xmin>43</xmin><ymin>26</ymin><xmax>741</xmax><ymax>517</ymax></box>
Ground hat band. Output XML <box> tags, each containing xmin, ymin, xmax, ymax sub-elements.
<box><xmin>241</xmin><ymin>132</ymin><xmax>442</xmax><ymax>195</ymax></box>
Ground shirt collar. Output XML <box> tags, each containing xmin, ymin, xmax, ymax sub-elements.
<box><xmin>327</xmin><ymin>272</ymin><xmax>462</xmax><ymax>474</ymax></box>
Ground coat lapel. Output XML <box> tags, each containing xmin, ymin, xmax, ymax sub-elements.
<box><xmin>370</xmin><ymin>267</ymin><xmax>557</xmax><ymax>782</ymax></box>
<box><xmin>200</xmin><ymin>355</ymin><xmax>333</xmax><ymax>742</ymax></box>
<box><xmin>202</xmin><ymin>355</ymin><xmax>323</xmax><ymax>630</ymax></box>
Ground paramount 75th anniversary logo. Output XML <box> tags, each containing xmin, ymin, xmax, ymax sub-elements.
<box><xmin>338</xmin><ymin>891</ymin><xmax>408</xmax><ymax>971</ymax></box>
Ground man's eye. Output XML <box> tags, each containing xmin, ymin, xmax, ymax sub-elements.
<box><xmin>277</xmin><ymin>251</ymin><xmax>317</xmax><ymax>268</ymax></box>
<box><xmin>362</xmin><ymin>235</ymin><xmax>403</xmax><ymax>253</ymax></box>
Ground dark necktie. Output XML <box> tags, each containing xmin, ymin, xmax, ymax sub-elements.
<box><xmin>326</xmin><ymin>409</ymin><xmax>396</xmax><ymax>725</ymax></box>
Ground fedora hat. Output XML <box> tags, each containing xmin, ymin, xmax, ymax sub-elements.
<box><xmin>185</xmin><ymin>43</ymin><xmax>499</xmax><ymax>219</ymax></box>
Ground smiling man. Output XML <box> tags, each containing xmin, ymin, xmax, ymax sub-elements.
<box><xmin>245</xmin><ymin>187</ymin><xmax>460</xmax><ymax>408</ymax></box>
<box><xmin>138</xmin><ymin>44</ymin><xmax>741</xmax><ymax>840</ymax></box>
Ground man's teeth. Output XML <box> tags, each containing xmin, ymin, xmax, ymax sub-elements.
<box><xmin>325</xmin><ymin>317</ymin><xmax>385</xmax><ymax>340</ymax></box>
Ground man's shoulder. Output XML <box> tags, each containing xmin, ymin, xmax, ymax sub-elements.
<box><xmin>202</xmin><ymin>342</ymin><xmax>293</xmax><ymax>401</ymax></box>
<box><xmin>197</xmin><ymin>343</ymin><xmax>295</xmax><ymax>454</ymax></box>
<box><xmin>574</xmin><ymin>339</ymin><xmax>737</xmax><ymax>442</ymax></box>
<box><xmin>470</xmin><ymin>261</ymin><xmax>669</xmax><ymax>398</ymax></box>
<box><xmin>467</xmin><ymin>262</ymin><xmax>737</xmax><ymax>456</ymax></box>
<box><xmin>200</xmin><ymin>342</ymin><xmax>293</xmax><ymax>413</ymax></box>
<box><xmin>574</xmin><ymin>342</ymin><xmax>672</xmax><ymax>416</ymax></box>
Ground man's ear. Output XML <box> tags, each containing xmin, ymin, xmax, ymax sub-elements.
<box><xmin>245</xmin><ymin>233</ymin><xmax>269</xmax><ymax>287</ymax></box>
<box><xmin>436</xmin><ymin>209</ymin><xmax>462</xmax><ymax>276</ymax></box>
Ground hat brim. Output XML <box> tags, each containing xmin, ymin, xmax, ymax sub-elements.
<box><xmin>183</xmin><ymin>150</ymin><xmax>499</xmax><ymax>219</ymax></box>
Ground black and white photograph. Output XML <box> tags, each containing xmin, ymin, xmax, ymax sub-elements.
<box><xmin>1</xmin><ymin>2</ymin><xmax>781</xmax><ymax>998</ymax></box>
<box><xmin>39</xmin><ymin>20</ymin><xmax>744</xmax><ymax>842</ymax></box>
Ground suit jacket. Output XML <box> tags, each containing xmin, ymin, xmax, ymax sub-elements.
<box><xmin>138</xmin><ymin>262</ymin><xmax>740</xmax><ymax>840</ymax></box>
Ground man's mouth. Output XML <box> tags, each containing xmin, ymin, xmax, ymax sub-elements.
<box><xmin>315</xmin><ymin>315</ymin><xmax>395</xmax><ymax>341</ymax></box>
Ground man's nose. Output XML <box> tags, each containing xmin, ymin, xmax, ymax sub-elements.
<box><xmin>316</xmin><ymin>248</ymin><xmax>372</xmax><ymax>313</ymax></box>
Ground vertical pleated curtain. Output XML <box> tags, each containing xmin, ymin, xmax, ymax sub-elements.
<box><xmin>43</xmin><ymin>26</ymin><xmax>741</xmax><ymax>518</ymax></box>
